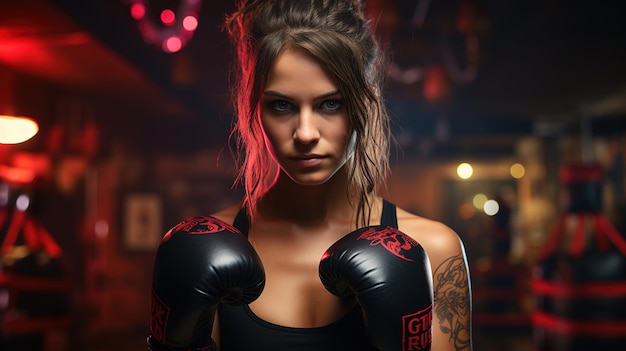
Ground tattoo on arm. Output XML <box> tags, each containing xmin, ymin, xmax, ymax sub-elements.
<box><xmin>434</xmin><ymin>254</ymin><xmax>471</xmax><ymax>350</ymax></box>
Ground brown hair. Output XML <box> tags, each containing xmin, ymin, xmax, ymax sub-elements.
<box><xmin>224</xmin><ymin>0</ymin><xmax>390</xmax><ymax>226</ymax></box>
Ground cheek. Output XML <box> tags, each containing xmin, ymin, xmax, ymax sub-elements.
<box><xmin>334</xmin><ymin>118</ymin><xmax>352</xmax><ymax>149</ymax></box>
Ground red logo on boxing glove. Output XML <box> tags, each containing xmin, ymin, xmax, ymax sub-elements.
<box><xmin>357</xmin><ymin>226</ymin><xmax>420</xmax><ymax>261</ymax></box>
<box><xmin>163</xmin><ymin>216</ymin><xmax>239</xmax><ymax>242</ymax></box>
<box><xmin>150</xmin><ymin>291</ymin><xmax>170</xmax><ymax>344</ymax></box>
<box><xmin>402</xmin><ymin>304</ymin><xmax>433</xmax><ymax>350</ymax></box>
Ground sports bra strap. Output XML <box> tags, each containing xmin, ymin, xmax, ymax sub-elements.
<box><xmin>380</xmin><ymin>199</ymin><xmax>398</xmax><ymax>229</ymax></box>
<box><xmin>233</xmin><ymin>208</ymin><xmax>250</xmax><ymax>238</ymax></box>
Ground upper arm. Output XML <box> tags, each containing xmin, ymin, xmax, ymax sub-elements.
<box><xmin>404</xmin><ymin>219</ymin><xmax>473</xmax><ymax>351</ymax></box>
<box><xmin>431</xmin><ymin>233</ymin><xmax>472</xmax><ymax>351</ymax></box>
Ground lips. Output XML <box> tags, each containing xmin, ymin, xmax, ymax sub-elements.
<box><xmin>291</xmin><ymin>154</ymin><xmax>325</xmax><ymax>166</ymax></box>
<box><xmin>293</xmin><ymin>153</ymin><xmax>323</xmax><ymax>160</ymax></box>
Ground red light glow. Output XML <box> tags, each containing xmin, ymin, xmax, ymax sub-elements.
<box><xmin>182</xmin><ymin>16</ymin><xmax>198</xmax><ymax>31</ymax></box>
<box><xmin>160</xmin><ymin>9</ymin><xmax>176</xmax><ymax>26</ymax></box>
<box><xmin>0</xmin><ymin>165</ymin><xmax>36</xmax><ymax>185</ymax></box>
<box><xmin>130</xmin><ymin>3</ymin><xmax>146</xmax><ymax>20</ymax></box>
<box><xmin>130</xmin><ymin>0</ymin><xmax>203</xmax><ymax>53</ymax></box>
<box><xmin>164</xmin><ymin>37</ymin><xmax>182</xmax><ymax>53</ymax></box>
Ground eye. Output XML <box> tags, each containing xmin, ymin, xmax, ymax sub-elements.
<box><xmin>267</xmin><ymin>100</ymin><xmax>293</xmax><ymax>112</ymax></box>
<box><xmin>320</xmin><ymin>99</ymin><xmax>344</xmax><ymax>112</ymax></box>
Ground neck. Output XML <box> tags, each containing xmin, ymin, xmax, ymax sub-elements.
<box><xmin>257</xmin><ymin>168</ymin><xmax>358</xmax><ymax>226</ymax></box>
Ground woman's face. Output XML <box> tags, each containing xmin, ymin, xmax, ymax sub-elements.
<box><xmin>260</xmin><ymin>48</ymin><xmax>353</xmax><ymax>186</ymax></box>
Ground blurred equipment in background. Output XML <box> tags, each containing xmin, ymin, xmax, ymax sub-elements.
<box><xmin>533</xmin><ymin>164</ymin><xmax>626</xmax><ymax>351</ymax></box>
<box><xmin>364</xmin><ymin>0</ymin><xmax>488</xmax><ymax>103</ymax></box>
<box><xmin>472</xmin><ymin>192</ymin><xmax>532</xmax><ymax>333</ymax></box>
<box><xmin>0</xmin><ymin>161</ymin><xmax>72</xmax><ymax>351</ymax></box>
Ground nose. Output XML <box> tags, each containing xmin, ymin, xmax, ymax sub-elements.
<box><xmin>293</xmin><ymin>108</ymin><xmax>320</xmax><ymax>145</ymax></box>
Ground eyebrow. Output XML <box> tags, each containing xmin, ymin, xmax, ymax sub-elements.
<box><xmin>262</xmin><ymin>90</ymin><xmax>341</xmax><ymax>101</ymax></box>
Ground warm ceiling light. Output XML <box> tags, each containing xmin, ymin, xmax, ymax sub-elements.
<box><xmin>0</xmin><ymin>115</ymin><xmax>39</xmax><ymax>144</ymax></box>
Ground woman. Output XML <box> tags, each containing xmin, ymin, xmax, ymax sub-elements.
<box><xmin>148</xmin><ymin>1</ymin><xmax>472</xmax><ymax>350</ymax></box>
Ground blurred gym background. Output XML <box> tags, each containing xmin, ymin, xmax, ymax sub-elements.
<box><xmin>1</xmin><ymin>0</ymin><xmax>625</xmax><ymax>350</ymax></box>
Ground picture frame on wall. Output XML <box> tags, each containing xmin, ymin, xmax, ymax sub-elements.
<box><xmin>123</xmin><ymin>193</ymin><xmax>163</xmax><ymax>251</ymax></box>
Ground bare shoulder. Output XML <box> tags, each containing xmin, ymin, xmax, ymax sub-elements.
<box><xmin>396</xmin><ymin>207</ymin><xmax>464</xmax><ymax>262</ymax></box>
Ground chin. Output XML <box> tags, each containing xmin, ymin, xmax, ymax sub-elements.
<box><xmin>289</xmin><ymin>175</ymin><xmax>332</xmax><ymax>186</ymax></box>
<box><xmin>285</xmin><ymin>168</ymin><xmax>344</xmax><ymax>187</ymax></box>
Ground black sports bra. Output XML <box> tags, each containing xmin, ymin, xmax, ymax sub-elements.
<box><xmin>217</xmin><ymin>200</ymin><xmax>398</xmax><ymax>351</ymax></box>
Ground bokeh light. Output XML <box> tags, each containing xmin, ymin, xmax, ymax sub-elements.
<box><xmin>164</xmin><ymin>36</ymin><xmax>182</xmax><ymax>53</ymax></box>
<box><xmin>483</xmin><ymin>199</ymin><xmax>500</xmax><ymax>216</ymax></box>
<box><xmin>457</xmin><ymin>162</ymin><xmax>473</xmax><ymax>179</ymax></box>
<box><xmin>160</xmin><ymin>9</ymin><xmax>176</xmax><ymax>26</ymax></box>
<box><xmin>510</xmin><ymin>163</ymin><xmax>526</xmax><ymax>179</ymax></box>
<box><xmin>182</xmin><ymin>16</ymin><xmax>198</xmax><ymax>31</ymax></box>
<box><xmin>458</xmin><ymin>203</ymin><xmax>475</xmax><ymax>219</ymax></box>
<box><xmin>130</xmin><ymin>3</ymin><xmax>146</xmax><ymax>20</ymax></box>
<box><xmin>472</xmin><ymin>193</ymin><xmax>488</xmax><ymax>209</ymax></box>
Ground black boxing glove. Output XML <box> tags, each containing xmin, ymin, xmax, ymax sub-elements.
<box><xmin>319</xmin><ymin>225</ymin><xmax>433</xmax><ymax>351</ymax></box>
<box><xmin>148</xmin><ymin>216</ymin><xmax>265</xmax><ymax>350</ymax></box>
